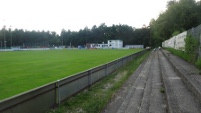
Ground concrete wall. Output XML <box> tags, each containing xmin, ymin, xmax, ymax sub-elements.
<box><xmin>161</xmin><ymin>24</ymin><xmax>201</xmax><ymax>52</ymax></box>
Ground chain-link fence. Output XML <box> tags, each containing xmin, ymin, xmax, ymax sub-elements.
<box><xmin>187</xmin><ymin>24</ymin><xmax>201</xmax><ymax>57</ymax></box>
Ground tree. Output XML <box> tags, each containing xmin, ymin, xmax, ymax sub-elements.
<box><xmin>150</xmin><ymin>0</ymin><xmax>200</xmax><ymax>47</ymax></box>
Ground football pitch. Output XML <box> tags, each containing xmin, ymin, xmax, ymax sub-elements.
<box><xmin>0</xmin><ymin>49</ymin><xmax>141</xmax><ymax>100</ymax></box>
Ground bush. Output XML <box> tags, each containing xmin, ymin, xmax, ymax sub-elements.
<box><xmin>195</xmin><ymin>58</ymin><xmax>201</xmax><ymax>69</ymax></box>
<box><xmin>185</xmin><ymin>35</ymin><xmax>199</xmax><ymax>63</ymax></box>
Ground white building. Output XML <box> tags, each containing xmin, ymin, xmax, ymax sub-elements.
<box><xmin>88</xmin><ymin>40</ymin><xmax>123</xmax><ymax>49</ymax></box>
<box><xmin>108</xmin><ymin>40</ymin><xmax>123</xmax><ymax>48</ymax></box>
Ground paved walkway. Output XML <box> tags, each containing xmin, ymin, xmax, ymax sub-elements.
<box><xmin>102</xmin><ymin>49</ymin><xmax>201</xmax><ymax>113</ymax></box>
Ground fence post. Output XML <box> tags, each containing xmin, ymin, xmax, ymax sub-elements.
<box><xmin>118</xmin><ymin>59</ymin><xmax>121</xmax><ymax>68</ymax></box>
<box><xmin>56</xmin><ymin>80</ymin><xmax>60</xmax><ymax>105</ymax></box>
<box><xmin>88</xmin><ymin>70</ymin><xmax>92</xmax><ymax>87</ymax></box>
<box><xmin>122</xmin><ymin>57</ymin><xmax>124</xmax><ymax>66</ymax></box>
<box><xmin>105</xmin><ymin>64</ymin><xmax>108</xmax><ymax>76</ymax></box>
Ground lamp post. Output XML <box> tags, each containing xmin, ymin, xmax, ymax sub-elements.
<box><xmin>4</xmin><ymin>40</ymin><xmax>6</xmax><ymax>50</ymax></box>
<box><xmin>61</xmin><ymin>29</ymin><xmax>64</xmax><ymax>48</ymax></box>
<box><xmin>3</xmin><ymin>25</ymin><xmax>6</xmax><ymax>50</ymax></box>
<box><xmin>62</xmin><ymin>35</ymin><xmax>63</xmax><ymax>47</ymax></box>
<box><xmin>1</xmin><ymin>41</ymin><xmax>2</xmax><ymax>49</ymax></box>
<box><xmin>10</xmin><ymin>26</ymin><xmax>12</xmax><ymax>48</ymax></box>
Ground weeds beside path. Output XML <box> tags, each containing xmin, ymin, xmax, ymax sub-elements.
<box><xmin>47</xmin><ymin>51</ymin><xmax>150</xmax><ymax>113</ymax></box>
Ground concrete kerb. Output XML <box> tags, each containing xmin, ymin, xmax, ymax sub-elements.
<box><xmin>161</xmin><ymin>49</ymin><xmax>201</xmax><ymax>105</ymax></box>
<box><xmin>158</xmin><ymin>50</ymin><xmax>180</xmax><ymax>113</ymax></box>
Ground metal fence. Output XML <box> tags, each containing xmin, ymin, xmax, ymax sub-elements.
<box><xmin>187</xmin><ymin>24</ymin><xmax>201</xmax><ymax>57</ymax></box>
<box><xmin>187</xmin><ymin>24</ymin><xmax>201</xmax><ymax>40</ymax></box>
<box><xmin>0</xmin><ymin>49</ymin><xmax>148</xmax><ymax>113</ymax></box>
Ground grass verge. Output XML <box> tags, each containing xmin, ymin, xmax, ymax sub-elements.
<box><xmin>165</xmin><ymin>48</ymin><xmax>201</xmax><ymax>69</ymax></box>
<box><xmin>47</xmin><ymin>50</ymin><xmax>150</xmax><ymax>113</ymax></box>
<box><xmin>165</xmin><ymin>48</ymin><xmax>189</xmax><ymax>61</ymax></box>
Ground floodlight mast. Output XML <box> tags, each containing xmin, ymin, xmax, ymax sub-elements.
<box><xmin>10</xmin><ymin>26</ymin><xmax>12</xmax><ymax>48</ymax></box>
<box><xmin>62</xmin><ymin>34</ymin><xmax>63</xmax><ymax>47</ymax></box>
<box><xmin>0</xmin><ymin>41</ymin><xmax>2</xmax><ymax>49</ymax></box>
<box><xmin>3</xmin><ymin>25</ymin><xmax>6</xmax><ymax>50</ymax></box>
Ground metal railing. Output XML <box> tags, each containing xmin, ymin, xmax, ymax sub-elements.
<box><xmin>0</xmin><ymin>49</ymin><xmax>148</xmax><ymax>113</ymax></box>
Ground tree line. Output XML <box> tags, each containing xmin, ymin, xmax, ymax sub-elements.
<box><xmin>1</xmin><ymin>0</ymin><xmax>198</xmax><ymax>48</ymax></box>
<box><xmin>150</xmin><ymin>0</ymin><xmax>201</xmax><ymax>47</ymax></box>
<box><xmin>0</xmin><ymin>24</ymin><xmax>150</xmax><ymax>48</ymax></box>
<box><xmin>60</xmin><ymin>24</ymin><xmax>150</xmax><ymax>47</ymax></box>
<box><xmin>0</xmin><ymin>28</ymin><xmax>58</xmax><ymax>48</ymax></box>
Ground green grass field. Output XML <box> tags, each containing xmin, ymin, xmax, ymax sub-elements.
<box><xmin>0</xmin><ymin>49</ymin><xmax>141</xmax><ymax>100</ymax></box>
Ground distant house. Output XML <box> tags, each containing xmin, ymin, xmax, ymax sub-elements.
<box><xmin>108</xmin><ymin>40</ymin><xmax>123</xmax><ymax>48</ymax></box>
<box><xmin>87</xmin><ymin>40</ymin><xmax>123</xmax><ymax>49</ymax></box>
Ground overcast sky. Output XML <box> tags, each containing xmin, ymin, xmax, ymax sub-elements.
<box><xmin>0</xmin><ymin>0</ymin><xmax>168</xmax><ymax>34</ymax></box>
